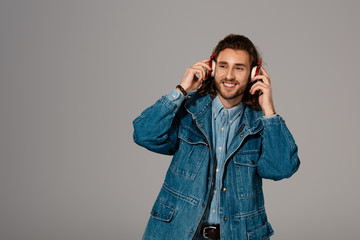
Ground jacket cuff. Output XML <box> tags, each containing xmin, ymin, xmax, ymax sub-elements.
<box><xmin>161</xmin><ymin>89</ymin><xmax>186</xmax><ymax>112</ymax></box>
<box><xmin>261</xmin><ymin>114</ymin><xmax>283</xmax><ymax>126</ymax></box>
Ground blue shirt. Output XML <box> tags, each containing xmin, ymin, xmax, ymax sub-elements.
<box><xmin>206</xmin><ymin>96</ymin><xmax>245</xmax><ymax>224</ymax></box>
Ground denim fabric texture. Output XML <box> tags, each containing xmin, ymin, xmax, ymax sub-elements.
<box><xmin>133</xmin><ymin>91</ymin><xmax>300</xmax><ymax>240</ymax></box>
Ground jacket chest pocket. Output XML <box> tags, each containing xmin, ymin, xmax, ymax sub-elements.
<box><xmin>233</xmin><ymin>150</ymin><xmax>262</xmax><ymax>199</ymax></box>
<box><xmin>170</xmin><ymin>126</ymin><xmax>208</xmax><ymax>180</ymax></box>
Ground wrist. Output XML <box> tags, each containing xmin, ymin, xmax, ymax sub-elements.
<box><xmin>263</xmin><ymin>108</ymin><xmax>276</xmax><ymax>117</ymax></box>
<box><xmin>176</xmin><ymin>85</ymin><xmax>188</xmax><ymax>96</ymax></box>
<box><xmin>179</xmin><ymin>82</ymin><xmax>193</xmax><ymax>93</ymax></box>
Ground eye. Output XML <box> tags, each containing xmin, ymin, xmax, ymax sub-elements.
<box><xmin>236</xmin><ymin>67</ymin><xmax>244</xmax><ymax>71</ymax></box>
<box><xmin>219</xmin><ymin>65</ymin><xmax>226</xmax><ymax>69</ymax></box>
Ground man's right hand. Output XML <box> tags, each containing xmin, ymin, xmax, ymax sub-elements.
<box><xmin>178</xmin><ymin>59</ymin><xmax>212</xmax><ymax>94</ymax></box>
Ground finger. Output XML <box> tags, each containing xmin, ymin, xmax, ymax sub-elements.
<box><xmin>192</xmin><ymin>67</ymin><xmax>203</xmax><ymax>80</ymax></box>
<box><xmin>196</xmin><ymin>65</ymin><xmax>209</xmax><ymax>80</ymax></box>
<box><xmin>194</xmin><ymin>61</ymin><xmax>212</xmax><ymax>71</ymax></box>
<box><xmin>252</xmin><ymin>74</ymin><xmax>270</xmax><ymax>85</ymax></box>
<box><xmin>200</xmin><ymin>58</ymin><xmax>211</xmax><ymax>63</ymax></box>
<box><xmin>249</xmin><ymin>82</ymin><xmax>269</xmax><ymax>94</ymax></box>
<box><xmin>250</xmin><ymin>85</ymin><xmax>265</xmax><ymax>95</ymax></box>
<box><xmin>260</xmin><ymin>67</ymin><xmax>271</xmax><ymax>83</ymax></box>
<box><xmin>193</xmin><ymin>66</ymin><xmax>206</xmax><ymax>81</ymax></box>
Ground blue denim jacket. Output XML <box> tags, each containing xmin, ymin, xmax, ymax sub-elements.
<box><xmin>133</xmin><ymin>92</ymin><xmax>300</xmax><ymax>240</ymax></box>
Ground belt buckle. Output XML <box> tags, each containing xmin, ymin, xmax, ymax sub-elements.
<box><xmin>202</xmin><ymin>226</ymin><xmax>217</xmax><ymax>239</ymax></box>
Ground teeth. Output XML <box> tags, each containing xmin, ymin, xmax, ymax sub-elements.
<box><xmin>224</xmin><ymin>82</ymin><xmax>235</xmax><ymax>87</ymax></box>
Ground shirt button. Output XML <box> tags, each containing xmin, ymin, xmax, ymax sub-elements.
<box><xmin>213</xmin><ymin>190</ymin><xmax>217</xmax><ymax>194</ymax></box>
<box><xmin>221</xmin><ymin>127</ymin><xmax>224</xmax><ymax>131</ymax></box>
<box><xmin>172</xmin><ymin>95</ymin><xmax>176</xmax><ymax>98</ymax></box>
<box><xmin>240</xmin><ymin>133</ymin><xmax>244</xmax><ymax>137</ymax></box>
<box><xmin>224</xmin><ymin>110</ymin><xmax>227</xmax><ymax>113</ymax></box>
<box><xmin>212</xmin><ymin>209</ymin><xmax>215</xmax><ymax>213</ymax></box>
<box><xmin>216</xmin><ymin>168</ymin><xmax>219</xmax><ymax>172</ymax></box>
<box><xmin>222</xmin><ymin>187</ymin><xmax>226</xmax><ymax>191</ymax></box>
<box><xmin>230</xmin><ymin>120</ymin><xmax>232</xmax><ymax>123</ymax></box>
<box><xmin>218</xmin><ymin>146</ymin><xmax>222</xmax><ymax>151</ymax></box>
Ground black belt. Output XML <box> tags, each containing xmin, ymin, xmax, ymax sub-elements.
<box><xmin>201</xmin><ymin>224</ymin><xmax>220</xmax><ymax>239</ymax></box>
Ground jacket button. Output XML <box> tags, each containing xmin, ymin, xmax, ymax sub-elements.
<box><xmin>199</xmin><ymin>124</ymin><xmax>203</xmax><ymax>127</ymax></box>
<box><xmin>153</xmin><ymin>212</ymin><xmax>157</xmax><ymax>216</ymax></box>
<box><xmin>223</xmin><ymin>217</ymin><xmax>227</xmax><ymax>221</ymax></box>
<box><xmin>202</xmin><ymin>203</ymin><xmax>205</xmax><ymax>207</ymax></box>
<box><xmin>251</xmin><ymin>160</ymin><xmax>255</xmax><ymax>164</ymax></box>
<box><xmin>190</xmin><ymin>229</ymin><xmax>193</xmax><ymax>234</ymax></box>
<box><xmin>240</xmin><ymin>133</ymin><xmax>244</xmax><ymax>137</ymax></box>
<box><xmin>188</xmin><ymin>138</ymin><xmax>193</xmax><ymax>142</ymax></box>
<box><xmin>262</xmin><ymin>237</ymin><xmax>265</xmax><ymax>240</ymax></box>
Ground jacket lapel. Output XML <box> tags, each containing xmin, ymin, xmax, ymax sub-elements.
<box><xmin>226</xmin><ymin>105</ymin><xmax>264</xmax><ymax>160</ymax></box>
<box><xmin>185</xmin><ymin>94</ymin><xmax>213</xmax><ymax>147</ymax></box>
<box><xmin>185</xmin><ymin>93</ymin><xmax>265</xmax><ymax>160</ymax></box>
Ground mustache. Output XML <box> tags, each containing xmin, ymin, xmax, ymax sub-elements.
<box><xmin>220</xmin><ymin>78</ymin><xmax>238</xmax><ymax>83</ymax></box>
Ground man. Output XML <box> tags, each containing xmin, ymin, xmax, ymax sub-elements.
<box><xmin>133</xmin><ymin>34</ymin><xmax>300</xmax><ymax>240</ymax></box>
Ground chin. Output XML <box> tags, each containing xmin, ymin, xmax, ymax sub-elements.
<box><xmin>218</xmin><ymin>87</ymin><xmax>244</xmax><ymax>99</ymax></box>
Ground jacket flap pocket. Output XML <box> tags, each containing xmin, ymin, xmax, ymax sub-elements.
<box><xmin>150</xmin><ymin>200</ymin><xmax>175</xmax><ymax>222</ymax></box>
<box><xmin>233</xmin><ymin>150</ymin><xmax>260</xmax><ymax>167</ymax></box>
<box><xmin>247</xmin><ymin>222</ymin><xmax>274</xmax><ymax>240</ymax></box>
<box><xmin>178</xmin><ymin>125</ymin><xmax>207</xmax><ymax>145</ymax></box>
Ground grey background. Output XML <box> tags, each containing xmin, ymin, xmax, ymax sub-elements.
<box><xmin>0</xmin><ymin>0</ymin><xmax>359</xmax><ymax>239</ymax></box>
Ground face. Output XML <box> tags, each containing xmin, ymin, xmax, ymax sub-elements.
<box><xmin>214</xmin><ymin>48</ymin><xmax>251</xmax><ymax>107</ymax></box>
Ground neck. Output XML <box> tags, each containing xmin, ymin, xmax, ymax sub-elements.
<box><xmin>217</xmin><ymin>94</ymin><xmax>243</xmax><ymax>109</ymax></box>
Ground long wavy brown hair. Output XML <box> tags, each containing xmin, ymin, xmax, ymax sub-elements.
<box><xmin>197</xmin><ymin>34</ymin><xmax>262</xmax><ymax>110</ymax></box>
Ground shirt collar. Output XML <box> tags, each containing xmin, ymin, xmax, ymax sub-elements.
<box><xmin>212</xmin><ymin>96</ymin><xmax>244</xmax><ymax>122</ymax></box>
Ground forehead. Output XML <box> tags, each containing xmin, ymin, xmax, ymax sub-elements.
<box><xmin>217</xmin><ymin>48</ymin><xmax>250</xmax><ymax>66</ymax></box>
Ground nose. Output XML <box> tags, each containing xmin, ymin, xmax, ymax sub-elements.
<box><xmin>226</xmin><ymin>68</ymin><xmax>235</xmax><ymax>80</ymax></box>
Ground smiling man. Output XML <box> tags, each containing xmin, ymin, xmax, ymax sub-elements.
<box><xmin>133</xmin><ymin>34</ymin><xmax>300</xmax><ymax>240</ymax></box>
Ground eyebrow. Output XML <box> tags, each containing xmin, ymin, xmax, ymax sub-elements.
<box><xmin>217</xmin><ymin>61</ymin><xmax>247</xmax><ymax>67</ymax></box>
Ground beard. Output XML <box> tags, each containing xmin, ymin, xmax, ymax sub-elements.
<box><xmin>214</xmin><ymin>78</ymin><xmax>248</xmax><ymax>100</ymax></box>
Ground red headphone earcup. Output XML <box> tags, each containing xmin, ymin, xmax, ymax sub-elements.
<box><xmin>211</xmin><ymin>60</ymin><xmax>216</xmax><ymax>77</ymax></box>
<box><xmin>251</xmin><ymin>66</ymin><xmax>261</xmax><ymax>79</ymax></box>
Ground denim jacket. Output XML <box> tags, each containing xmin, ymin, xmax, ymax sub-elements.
<box><xmin>133</xmin><ymin>92</ymin><xmax>300</xmax><ymax>240</ymax></box>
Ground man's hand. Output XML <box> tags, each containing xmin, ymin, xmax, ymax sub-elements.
<box><xmin>178</xmin><ymin>59</ymin><xmax>212</xmax><ymax>94</ymax></box>
<box><xmin>249</xmin><ymin>67</ymin><xmax>276</xmax><ymax>116</ymax></box>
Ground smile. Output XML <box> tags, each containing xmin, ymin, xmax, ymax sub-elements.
<box><xmin>222</xmin><ymin>82</ymin><xmax>237</xmax><ymax>88</ymax></box>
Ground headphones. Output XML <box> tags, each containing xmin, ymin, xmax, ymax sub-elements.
<box><xmin>207</xmin><ymin>53</ymin><xmax>261</xmax><ymax>79</ymax></box>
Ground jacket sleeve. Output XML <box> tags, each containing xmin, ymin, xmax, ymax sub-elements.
<box><xmin>257</xmin><ymin>115</ymin><xmax>300</xmax><ymax>181</ymax></box>
<box><xmin>132</xmin><ymin>95</ymin><xmax>182</xmax><ymax>155</ymax></box>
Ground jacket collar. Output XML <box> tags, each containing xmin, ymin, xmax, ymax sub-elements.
<box><xmin>184</xmin><ymin>93</ymin><xmax>213</xmax><ymax>121</ymax></box>
<box><xmin>185</xmin><ymin>93</ymin><xmax>264</xmax><ymax>134</ymax></box>
<box><xmin>184</xmin><ymin>93</ymin><xmax>214</xmax><ymax>144</ymax></box>
<box><xmin>242</xmin><ymin>102</ymin><xmax>264</xmax><ymax>134</ymax></box>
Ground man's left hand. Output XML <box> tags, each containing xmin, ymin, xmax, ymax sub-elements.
<box><xmin>249</xmin><ymin>67</ymin><xmax>276</xmax><ymax>116</ymax></box>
